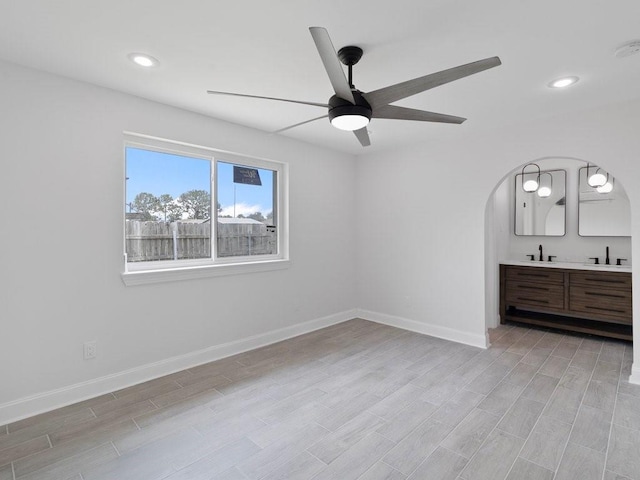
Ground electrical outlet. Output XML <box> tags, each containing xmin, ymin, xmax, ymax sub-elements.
<box><xmin>84</xmin><ymin>341</ymin><xmax>97</xmax><ymax>360</ymax></box>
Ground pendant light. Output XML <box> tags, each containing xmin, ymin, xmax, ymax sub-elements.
<box><xmin>537</xmin><ymin>172</ymin><xmax>553</xmax><ymax>198</ymax></box>
<box><xmin>586</xmin><ymin>164</ymin><xmax>608</xmax><ymax>188</ymax></box>
<box><xmin>596</xmin><ymin>178</ymin><xmax>614</xmax><ymax>194</ymax></box>
<box><xmin>522</xmin><ymin>163</ymin><xmax>540</xmax><ymax>193</ymax></box>
<box><xmin>521</xmin><ymin>163</ymin><xmax>541</xmax><ymax>192</ymax></box>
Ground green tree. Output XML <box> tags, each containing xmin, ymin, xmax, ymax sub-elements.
<box><xmin>166</xmin><ymin>203</ymin><xmax>184</xmax><ymax>223</ymax></box>
<box><xmin>132</xmin><ymin>192</ymin><xmax>159</xmax><ymax>220</ymax></box>
<box><xmin>179</xmin><ymin>190</ymin><xmax>211</xmax><ymax>220</ymax></box>
<box><xmin>156</xmin><ymin>194</ymin><xmax>175</xmax><ymax>222</ymax></box>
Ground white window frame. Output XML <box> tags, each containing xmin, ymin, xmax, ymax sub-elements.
<box><xmin>121</xmin><ymin>132</ymin><xmax>289</xmax><ymax>286</ymax></box>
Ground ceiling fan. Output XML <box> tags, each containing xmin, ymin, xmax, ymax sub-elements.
<box><xmin>207</xmin><ymin>27</ymin><xmax>501</xmax><ymax>147</ymax></box>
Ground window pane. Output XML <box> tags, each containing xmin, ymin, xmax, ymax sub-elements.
<box><xmin>216</xmin><ymin>161</ymin><xmax>277</xmax><ymax>257</ymax></box>
<box><xmin>125</xmin><ymin>147</ymin><xmax>212</xmax><ymax>263</ymax></box>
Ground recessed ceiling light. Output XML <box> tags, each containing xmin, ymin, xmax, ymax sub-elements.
<box><xmin>128</xmin><ymin>53</ymin><xmax>159</xmax><ymax>68</ymax></box>
<box><xmin>548</xmin><ymin>76</ymin><xmax>579</xmax><ymax>89</ymax></box>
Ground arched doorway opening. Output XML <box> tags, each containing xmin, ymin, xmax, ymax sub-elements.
<box><xmin>484</xmin><ymin>157</ymin><xmax>632</xmax><ymax>339</ymax></box>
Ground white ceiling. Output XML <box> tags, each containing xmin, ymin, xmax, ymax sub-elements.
<box><xmin>1</xmin><ymin>0</ymin><xmax>639</xmax><ymax>155</ymax></box>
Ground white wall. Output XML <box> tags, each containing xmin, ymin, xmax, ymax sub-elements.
<box><xmin>355</xmin><ymin>140</ymin><xmax>491</xmax><ymax>347</ymax></box>
<box><xmin>0</xmin><ymin>60</ymin><xmax>357</xmax><ymax>422</ymax></box>
<box><xmin>355</xmin><ymin>98</ymin><xmax>640</xmax><ymax>377</ymax></box>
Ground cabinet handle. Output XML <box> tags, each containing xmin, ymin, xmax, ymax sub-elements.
<box><xmin>584</xmin><ymin>291</ymin><xmax>626</xmax><ymax>299</ymax></box>
<box><xmin>517</xmin><ymin>297</ymin><xmax>549</xmax><ymax>304</ymax></box>
<box><xmin>515</xmin><ymin>284</ymin><xmax>550</xmax><ymax>291</ymax></box>
<box><xmin>516</xmin><ymin>273</ymin><xmax>550</xmax><ymax>278</ymax></box>
<box><xmin>583</xmin><ymin>277</ymin><xmax>626</xmax><ymax>284</ymax></box>
<box><xmin>584</xmin><ymin>305</ymin><xmax>627</xmax><ymax>314</ymax></box>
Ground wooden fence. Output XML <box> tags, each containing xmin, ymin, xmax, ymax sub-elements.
<box><xmin>125</xmin><ymin>220</ymin><xmax>276</xmax><ymax>262</ymax></box>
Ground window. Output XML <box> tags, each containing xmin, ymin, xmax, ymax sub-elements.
<box><xmin>122</xmin><ymin>134</ymin><xmax>288</xmax><ymax>285</ymax></box>
<box><xmin>216</xmin><ymin>161</ymin><xmax>277</xmax><ymax>258</ymax></box>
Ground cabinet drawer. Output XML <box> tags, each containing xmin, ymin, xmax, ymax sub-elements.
<box><xmin>570</xmin><ymin>271</ymin><xmax>631</xmax><ymax>289</ymax></box>
<box><xmin>505</xmin><ymin>281</ymin><xmax>565</xmax><ymax>309</ymax></box>
<box><xmin>505</xmin><ymin>266</ymin><xmax>564</xmax><ymax>285</ymax></box>
<box><xmin>569</xmin><ymin>285</ymin><xmax>632</xmax><ymax>323</ymax></box>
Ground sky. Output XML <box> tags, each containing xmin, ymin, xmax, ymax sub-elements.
<box><xmin>125</xmin><ymin>147</ymin><xmax>273</xmax><ymax>217</ymax></box>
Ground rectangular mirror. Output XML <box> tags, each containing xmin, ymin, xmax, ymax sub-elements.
<box><xmin>578</xmin><ymin>167</ymin><xmax>630</xmax><ymax>236</ymax></box>
<box><xmin>515</xmin><ymin>169</ymin><xmax>566</xmax><ymax>236</ymax></box>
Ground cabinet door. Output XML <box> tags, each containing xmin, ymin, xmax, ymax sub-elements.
<box><xmin>569</xmin><ymin>285</ymin><xmax>632</xmax><ymax>324</ymax></box>
<box><xmin>506</xmin><ymin>267</ymin><xmax>564</xmax><ymax>285</ymax></box>
<box><xmin>505</xmin><ymin>280</ymin><xmax>565</xmax><ymax>310</ymax></box>
<box><xmin>570</xmin><ymin>271</ymin><xmax>632</xmax><ymax>289</ymax></box>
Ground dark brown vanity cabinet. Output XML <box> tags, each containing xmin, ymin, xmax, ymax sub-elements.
<box><xmin>500</xmin><ymin>264</ymin><xmax>632</xmax><ymax>341</ymax></box>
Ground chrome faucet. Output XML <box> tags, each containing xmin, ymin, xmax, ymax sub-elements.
<box><xmin>538</xmin><ymin>244</ymin><xmax>543</xmax><ymax>261</ymax></box>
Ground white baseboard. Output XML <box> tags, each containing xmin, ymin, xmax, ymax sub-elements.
<box><xmin>0</xmin><ymin>309</ymin><xmax>356</xmax><ymax>425</ymax></box>
<box><xmin>629</xmin><ymin>364</ymin><xmax>640</xmax><ymax>385</ymax></box>
<box><xmin>357</xmin><ymin>309</ymin><xmax>489</xmax><ymax>349</ymax></box>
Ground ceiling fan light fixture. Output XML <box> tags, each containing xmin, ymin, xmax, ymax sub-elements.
<box><xmin>330</xmin><ymin>114</ymin><xmax>370</xmax><ymax>131</ymax></box>
<box><xmin>328</xmin><ymin>93</ymin><xmax>372</xmax><ymax>131</ymax></box>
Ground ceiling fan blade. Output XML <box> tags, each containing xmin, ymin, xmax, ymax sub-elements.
<box><xmin>373</xmin><ymin>105</ymin><xmax>466</xmax><ymax>124</ymax></box>
<box><xmin>364</xmin><ymin>56</ymin><xmax>502</xmax><ymax>108</ymax></box>
<box><xmin>272</xmin><ymin>115</ymin><xmax>328</xmax><ymax>134</ymax></box>
<box><xmin>353</xmin><ymin>127</ymin><xmax>371</xmax><ymax>147</ymax></box>
<box><xmin>207</xmin><ymin>90</ymin><xmax>328</xmax><ymax>108</ymax></box>
<box><xmin>309</xmin><ymin>27</ymin><xmax>356</xmax><ymax>104</ymax></box>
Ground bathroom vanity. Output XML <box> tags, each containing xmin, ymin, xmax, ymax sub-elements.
<box><xmin>500</xmin><ymin>262</ymin><xmax>632</xmax><ymax>341</ymax></box>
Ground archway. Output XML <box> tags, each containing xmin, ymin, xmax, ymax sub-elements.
<box><xmin>484</xmin><ymin>157</ymin><xmax>632</xmax><ymax>337</ymax></box>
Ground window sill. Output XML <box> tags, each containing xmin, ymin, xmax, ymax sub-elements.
<box><xmin>121</xmin><ymin>259</ymin><xmax>290</xmax><ymax>286</ymax></box>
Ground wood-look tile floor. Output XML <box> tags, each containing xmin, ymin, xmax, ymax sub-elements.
<box><xmin>1</xmin><ymin>319</ymin><xmax>639</xmax><ymax>480</ymax></box>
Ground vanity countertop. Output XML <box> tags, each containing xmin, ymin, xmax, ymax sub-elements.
<box><xmin>501</xmin><ymin>260</ymin><xmax>632</xmax><ymax>273</ymax></box>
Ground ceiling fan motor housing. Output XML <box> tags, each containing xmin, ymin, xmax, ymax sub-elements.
<box><xmin>328</xmin><ymin>91</ymin><xmax>372</xmax><ymax>124</ymax></box>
